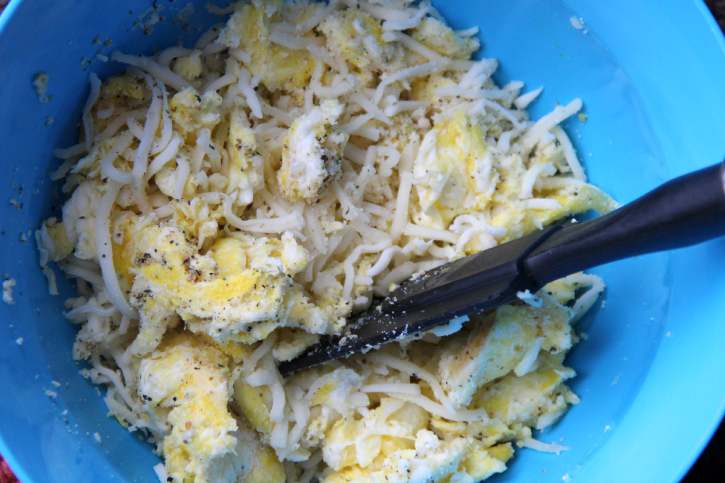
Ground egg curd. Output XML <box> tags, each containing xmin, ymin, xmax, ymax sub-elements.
<box><xmin>36</xmin><ymin>1</ymin><xmax>618</xmax><ymax>482</ymax></box>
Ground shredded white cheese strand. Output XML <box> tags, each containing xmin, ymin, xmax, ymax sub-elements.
<box><xmin>82</xmin><ymin>73</ymin><xmax>102</xmax><ymax>153</ymax></box>
<box><xmin>93</xmin><ymin>180</ymin><xmax>138</xmax><ymax>319</ymax></box>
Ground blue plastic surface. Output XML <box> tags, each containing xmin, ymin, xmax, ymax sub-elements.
<box><xmin>1</xmin><ymin>1</ymin><xmax>725</xmax><ymax>482</ymax></box>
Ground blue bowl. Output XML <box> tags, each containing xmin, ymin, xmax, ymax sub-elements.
<box><xmin>2</xmin><ymin>1</ymin><xmax>725</xmax><ymax>482</ymax></box>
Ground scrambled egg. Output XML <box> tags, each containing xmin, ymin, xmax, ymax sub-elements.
<box><xmin>412</xmin><ymin>111</ymin><xmax>617</xmax><ymax>246</ymax></box>
<box><xmin>222</xmin><ymin>0</ymin><xmax>315</xmax><ymax>92</ymax></box>
<box><xmin>413</xmin><ymin>112</ymin><xmax>495</xmax><ymax>225</ymax></box>
<box><xmin>323</xmin><ymin>399</ymin><xmax>429</xmax><ymax>470</ymax></box>
<box><xmin>438</xmin><ymin>293</ymin><xmax>573</xmax><ymax>408</ymax></box>
<box><xmin>173</xmin><ymin>51</ymin><xmax>204</xmax><ymax>82</ymax></box>
<box><xmin>38</xmin><ymin>1</ymin><xmax>618</xmax><ymax>482</ymax></box>
<box><xmin>138</xmin><ymin>332</ymin><xmax>285</xmax><ymax>483</ymax></box>
<box><xmin>323</xmin><ymin>431</ymin><xmax>512</xmax><ymax>483</ymax></box>
<box><xmin>319</xmin><ymin>8</ymin><xmax>407</xmax><ymax>86</ymax></box>
<box><xmin>60</xmin><ymin>178</ymin><xmax>106</xmax><ymax>260</ymax></box>
<box><xmin>411</xmin><ymin>17</ymin><xmax>480</xmax><ymax>60</ymax></box>
<box><xmin>169</xmin><ymin>88</ymin><xmax>223</xmax><ymax>140</ymax></box>
<box><xmin>228</xmin><ymin>114</ymin><xmax>265</xmax><ymax>204</ymax></box>
<box><xmin>127</xmin><ymin>221</ymin><xmax>337</xmax><ymax>357</ymax></box>
<box><xmin>470</xmin><ymin>351</ymin><xmax>579</xmax><ymax>430</ymax></box>
<box><xmin>278</xmin><ymin>100</ymin><xmax>349</xmax><ymax>203</ymax></box>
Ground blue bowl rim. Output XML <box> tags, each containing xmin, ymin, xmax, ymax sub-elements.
<box><xmin>1</xmin><ymin>1</ymin><xmax>724</xmax><ymax>482</ymax></box>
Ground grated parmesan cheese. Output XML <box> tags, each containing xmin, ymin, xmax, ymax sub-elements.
<box><xmin>570</xmin><ymin>17</ymin><xmax>584</xmax><ymax>30</ymax></box>
<box><xmin>517</xmin><ymin>289</ymin><xmax>543</xmax><ymax>308</ymax></box>
<box><xmin>33</xmin><ymin>72</ymin><xmax>50</xmax><ymax>102</ymax></box>
<box><xmin>2</xmin><ymin>278</ymin><xmax>16</xmax><ymax>304</ymax></box>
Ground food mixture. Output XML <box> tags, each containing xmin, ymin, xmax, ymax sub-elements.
<box><xmin>36</xmin><ymin>1</ymin><xmax>618</xmax><ymax>482</ymax></box>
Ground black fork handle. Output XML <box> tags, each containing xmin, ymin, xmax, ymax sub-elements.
<box><xmin>523</xmin><ymin>162</ymin><xmax>725</xmax><ymax>286</ymax></box>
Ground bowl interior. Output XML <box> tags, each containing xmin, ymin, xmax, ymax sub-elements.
<box><xmin>1</xmin><ymin>1</ymin><xmax>725</xmax><ymax>483</ymax></box>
